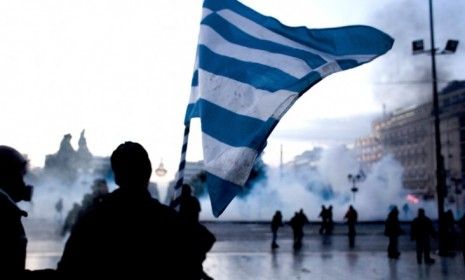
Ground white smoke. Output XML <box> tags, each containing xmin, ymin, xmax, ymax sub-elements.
<box><xmin>199</xmin><ymin>146</ymin><xmax>437</xmax><ymax>221</ymax></box>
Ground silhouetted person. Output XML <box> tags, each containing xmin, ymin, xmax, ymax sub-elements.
<box><xmin>289</xmin><ymin>209</ymin><xmax>309</xmax><ymax>250</ymax></box>
<box><xmin>271</xmin><ymin>210</ymin><xmax>283</xmax><ymax>249</ymax></box>
<box><xmin>177</xmin><ymin>184</ymin><xmax>201</xmax><ymax>224</ymax></box>
<box><xmin>318</xmin><ymin>205</ymin><xmax>327</xmax><ymax>235</ymax></box>
<box><xmin>173</xmin><ymin>183</ymin><xmax>215</xmax><ymax>280</ymax></box>
<box><xmin>327</xmin><ymin>205</ymin><xmax>334</xmax><ymax>235</ymax></box>
<box><xmin>61</xmin><ymin>203</ymin><xmax>81</xmax><ymax>236</ymax></box>
<box><xmin>81</xmin><ymin>179</ymin><xmax>109</xmax><ymax>208</ymax></box>
<box><xmin>443</xmin><ymin>209</ymin><xmax>456</xmax><ymax>256</ymax></box>
<box><xmin>0</xmin><ymin>146</ymin><xmax>33</xmax><ymax>276</ymax></box>
<box><xmin>344</xmin><ymin>205</ymin><xmax>358</xmax><ymax>248</ymax></box>
<box><xmin>57</xmin><ymin>142</ymin><xmax>201</xmax><ymax>278</ymax></box>
<box><xmin>459</xmin><ymin>214</ymin><xmax>465</xmax><ymax>265</ymax></box>
<box><xmin>411</xmin><ymin>208</ymin><xmax>435</xmax><ymax>265</ymax></box>
<box><xmin>385</xmin><ymin>206</ymin><xmax>402</xmax><ymax>259</ymax></box>
<box><xmin>79</xmin><ymin>178</ymin><xmax>110</xmax><ymax>217</ymax></box>
<box><xmin>55</xmin><ymin>198</ymin><xmax>63</xmax><ymax>221</ymax></box>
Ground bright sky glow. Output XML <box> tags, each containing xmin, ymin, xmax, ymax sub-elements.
<box><xmin>0</xmin><ymin>0</ymin><xmax>463</xmax><ymax>182</ymax></box>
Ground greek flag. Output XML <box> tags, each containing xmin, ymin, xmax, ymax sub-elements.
<box><xmin>185</xmin><ymin>0</ymin><xmax>394</xmax><ymax>217</ymax></box>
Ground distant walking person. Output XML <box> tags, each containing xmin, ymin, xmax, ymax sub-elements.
<box><xmin>177</xmin><ymin>184</ymin><xmax>201</xmax><ymax>224</ymax></box>
<box><xmin>173</xmin><ymin>184</ymin><xmax>215</xmax><ymax>280</ymax></box>
<box><xmin>344</xmin><ymin>205</ymin><xmax>358</xmax><ymax>248</ymax></box>
<box><xmin>0</xmin><ymin>146</ymin><xmax>33</xmax><ymax>277</ymax></box>
<box><xmin>458</xmin><ymin>214</ymin><xmax>465</xmax><ymax>265</ymax></box>
<box><xmin>384</xmin><ymin>206</ymin><xmax>402</xmax><ymax>259</ymax></box>
<box><xmin>443</xmin><ymin>209</ymin><xmax>456</xmax><ymax>256</ymax></box>
<box><xmin>327</xmin><ymin>205</ymin><xmax>334</xmax><ymax>235</ymax></box>
<box><xmin>58</xmin><ymin>142</ymin><xmax>201</xmax><ymax>278</ymax></box>
<box><xmin>289</xmin><ymin>209</ymin><xmax>309</xmax><ymax>250</ymax></box>
<box><xmin>318</xmin><ymin>205</ymin><xmax>328</xmax><ymax>235</ymax></box>
<box><xmin>411</xmin><ymin>208</ymin><xmax>436</xmax><ymax>265</ymax></box>
<box><xmin>271</xmin><ymin>211</ymin><xmax>283</xmax><ymax>249</ymax></box>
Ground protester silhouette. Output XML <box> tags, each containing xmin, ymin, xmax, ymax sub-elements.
<box><xmin>327</xmin><ymin>205</ymin><xmax>334</xmax><ymax>235</ymax></box>
<box><xmin>0</xmin><ymin>146</ymin><xmax>33</xmax><ymax>276</ymax></box>
<box><xmin>410</xmin><ymin>208</ymin><xmax>436</xmax><ymax>265</ymax></box>
<box><xmin>80</xmin><ymin>179</ymin><xmax>109</xmax><ymax>212</ymax></box>
<box><xmin>177</xmin><ymin>184</ymin><xmax>201</xmax><ymax>223</ymax></box>
<box><xmin>344</xmin><ymin>205</ymin><xmax>358</xmax><ymax>248</ymax></box>
<box><xmin>271</xmin><ymin>210</ymin><xmax>283</xmax><ymax>249</ymax></box>
<box><xmin>289</xmin><ymin>209</ymin><xmax>309</xmax><ymax>250</ymax></box>
<box><xmin>443</xmin><ymin>209</ymin><xmax>456</xmax><ymax>256</ymax></box>
<box><xmin>61</xmin><ymin>203</ymin><xmax>81</xmax><ymax>236</ymax></box>
<box><xmin>173</xmin><ymin>183</ymin><xmax>215</xmax><ymax>280</ymax></box>
<box><xmin>459</xmin><ymin>214</ymin><xmax>465</xmax><ymax>265</ymax></box>
<box><xmin>55</xmin><ymin>198</ymin><xmax>63</xmax><ymax>222</ymax></box>
<box><xmin>57</xmin><ymin>142</ymin><xmax>201</xmax><ymax>278</ymax></box>
<box><xmin>318</xmin><ymin>205</ymin><xmax>328</xmax><ymax>235</ymax></box>
<box><xmin>384</xmin><ymin>206</ymin><xmax>402</xmax><ymax>259</ymax></box>
<box><xmin>61</xmin><ymin>179</ymin><xmax>110</xmax><ymax>237</ymax></box>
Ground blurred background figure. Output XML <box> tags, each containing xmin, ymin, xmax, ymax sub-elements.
<box><xmin>80</xmin><ymin>178</ymin><xmax>109</xmax><ymax>212</ymax></box>
<box><xmin>174</xmin><ymin>183</ymin><xmax>215</xmax><ymax>280</ymax></box>
<box><xmin>318</xmin><ymin>205</ymin><xmax>328</xmax><ymax>235</ymax></box>
<box><xmin>344</xmin><ymin>205</ymin><xmax>358</xmax><ymax>248</ymax></box>
<box><xmin>384</xmin><ymin>206</ymin><xmax>402</xmax><ymax>259</ymax></box>
<box><xmin>55</xmin><ymin>197</ymin><xmax>63</xmax><ymax>223</ymax></box>
<box><xmin>271</xmin><ymin>210</ymin><xmax>283</xmax><ymax>249</ymax></box>
<box><xmin>289</xmin><ymin>209</ymin><xmax>309</xmax><ymax>250</ymax></box>
<box><xmin>61</xmin><ymin>203</ymin><xmax>81</xmax><ymax>237</ymax></box>
<box><xmin>411</xmin><ymin>208</ymin><xmax>436</xmax><ymax>265</ymax></box>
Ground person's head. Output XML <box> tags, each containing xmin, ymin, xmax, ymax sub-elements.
<box><xmin>111</xmin><ymin>142</ymin><xmax>152</xmax><ymax>190</ymax></box>
<box><xmin>91</xmin><ymin>178</ymin><xmax>109</xmax><ymax>195</ymax></box>
<box><xmin>0</xmin><ymin>145</ymin><xmax>33</xmax><ymax>202</ymax></box>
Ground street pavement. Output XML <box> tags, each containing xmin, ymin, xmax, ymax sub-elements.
<box><xmin>25</xmin><ymin>220</ymin><xmax>465</xmax><ymax>279</ymax></box>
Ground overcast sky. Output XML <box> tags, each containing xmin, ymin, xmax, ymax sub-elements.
<box><xmin>1</xmin><ymin>0</ymin><xmax>463</xmax><ymax>182</ymax></box>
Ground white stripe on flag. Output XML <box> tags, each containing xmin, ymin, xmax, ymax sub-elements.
<box><xmin>202</xmin><ymin>133</ymin><xmax>257</xmax><ymax>186</ymax></box>
<box><xmin>199</xmin><ymin>25</ymin><xmax>312</xmax><ymax>78</ymax></box>
<box><xmin>217</xmin><ymin>9</ymin><xmax>376</xmax><ymax>63</ymax></box>
<box><xmin>189</xmin><ymin>69</ymin><xmax>299</xmax><ymax>121</ymax></box>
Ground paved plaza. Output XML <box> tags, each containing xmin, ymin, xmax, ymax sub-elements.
<box><xmin>25</xmin><ymin>220</ymin><xmax>465</xmax><ymax>279</ymax></box>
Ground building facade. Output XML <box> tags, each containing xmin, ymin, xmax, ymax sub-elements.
<box><xmin>355</xmin><ymin>81</ymin><xmax>465</xmax><ymax>213</ymax></box>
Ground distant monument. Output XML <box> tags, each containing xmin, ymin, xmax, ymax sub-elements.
<box><xmin>44</xmin><ymin>130</ymin><xmax>111</xmax><ymax>185</ymax></box>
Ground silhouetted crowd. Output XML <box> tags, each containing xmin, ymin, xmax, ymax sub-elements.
<box><xmin>0</xmin><ymin>143</ymin><xmax>215</xmax><ymax>279</ymax></box>
<box><xmin>270</xmin><ymin>204</ymin><xmax>465</xmax><ymax>266</ymax></box>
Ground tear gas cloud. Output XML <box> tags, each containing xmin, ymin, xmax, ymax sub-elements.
<box><xmin>199</xmin><ymin>146</ymin><xmax>438</xmax><ymax>221</ymax></box>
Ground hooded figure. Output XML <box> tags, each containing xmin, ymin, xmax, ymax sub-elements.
<box><xmin>0</xmin><ymin>146</ymin><xmax>33</xmax><ymax>276</ymax></box>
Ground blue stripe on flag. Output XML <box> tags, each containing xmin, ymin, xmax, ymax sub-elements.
<box><xmin>192</xmin><ymin>70</ymin><xmax>199</xmax><ymax>87</ymax></box>
<box><xmin>186</xmin><ymin>99</ymin><xmax>278</xmax><ymax>150</ymax></box>
<box><xmin>336</xmin><ymin>59</ymin><xmax>359</xmax><ymax>70</ymax></box>
<box><xmin>206</xmin><ymin>172</ymin><xmax>243</xmax><ymax>217</ymax></box>
<box><xmin>201</xmin><ymin>13</ymin><xmax>327</xmax><ymax>69</ymax></box>
<box><xmin>204</xmin><ymin>0</ymin><xmax>393</xmax><ymax>56</ymax></box>
<box><xmin>198</xmin><ymin>45</ymin><xmax>299</xmax><ymax>93</ymax></box>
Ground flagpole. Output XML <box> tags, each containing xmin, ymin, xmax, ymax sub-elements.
<box><xmin>170</xmin><ymin>123</ymin><xmax>191</xmax><ymax>207</ymax></box>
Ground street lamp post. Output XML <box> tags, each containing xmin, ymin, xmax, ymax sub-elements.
<box><xmin>348</xmin><ymin>171</ymin><xmax>364</xmax><ymax>203</ymax></box>
<box><xmin>412</xmin><ymin>0</ymin><xmax>459</xmax><ymax>256</ymax></box>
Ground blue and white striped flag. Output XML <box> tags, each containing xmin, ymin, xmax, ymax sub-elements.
<box><xmin>185</xmin><ymin>0</ymin><xmax>394</xmax><ymax>217</ymax></box>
